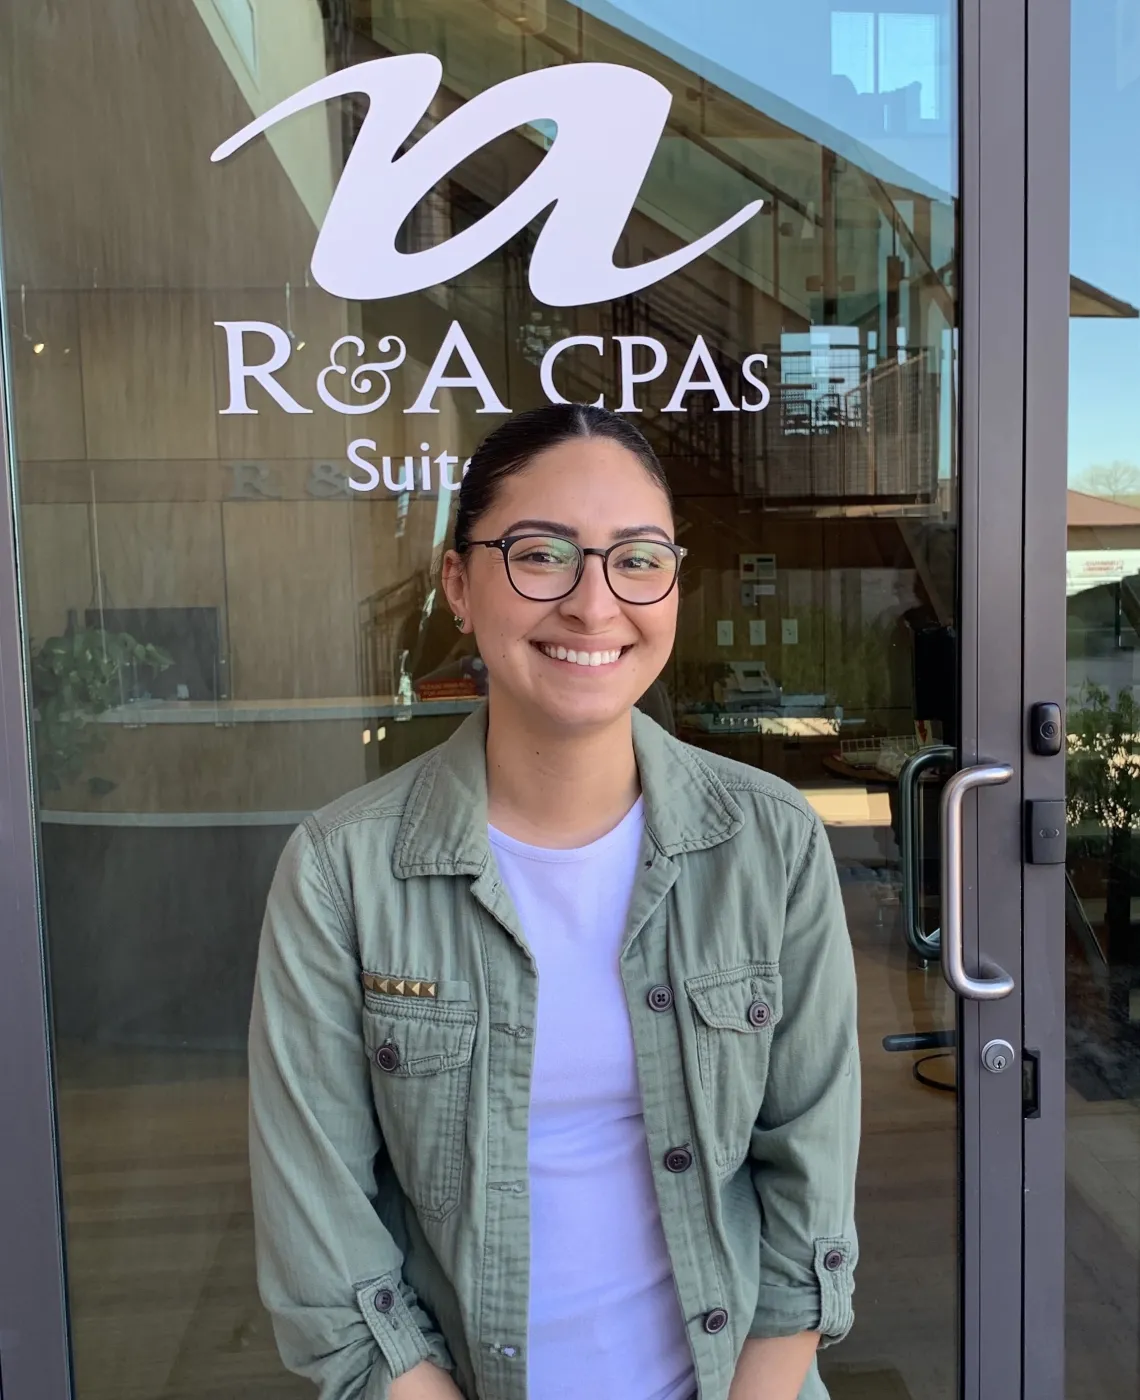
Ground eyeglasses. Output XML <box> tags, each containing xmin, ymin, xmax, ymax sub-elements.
<box><xmin>463</xmin><ymin>533</ymin><xmax>687</xmax><ymax>605</ymax></box>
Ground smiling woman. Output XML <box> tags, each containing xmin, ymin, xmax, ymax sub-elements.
<box><xmin>246</xmin><ymin>402</ymin><xmax>860</xmax><ymax>1400</ymax></box>
<box><xmin>441</xmin><ymin>406</ymin><xmax>682</xmax><ymax>748</ymax></box>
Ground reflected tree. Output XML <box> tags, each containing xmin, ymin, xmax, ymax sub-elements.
<box><xmin>1067</xmin><ymin>682</ymin><xmax>1140</xmax><ymax>964</ymax></box>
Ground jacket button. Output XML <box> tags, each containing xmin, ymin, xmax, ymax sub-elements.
<box><xmin>823</xmin><ymin>1249</ymin><xmax>845</xmax><ymax>1271</ymax></box>
<box><xmin>664</xmin><ymin>1146</ymin><xmax>693</xmax><ymax>1173</ymax></box>
<box><xmin>374</xmin><ymin>1043</ymin><xmax>400</xmax><ymax>1072</ymax></box>
<box><xmin>747</xmin><ymin>1000</ymin><xmax>772</xmax><ymax>1028</ymax></box>
<box><xmin>703</xmin><ymin>1308</ymin><xmax>729</xmax><ymax>1334</ymax></box>
<box><xmin>374</xmin><ymin>1287</ymin><xmax>395</xmax><ymax>1313</ymax></box>
<box><xmin>647</xmin><ymin>985</ymin><xmax>674</xmax><ymax>1012</ymax></box>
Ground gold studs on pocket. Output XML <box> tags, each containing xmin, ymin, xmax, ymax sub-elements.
<box><xmin>363</xmin><ymin>974</ymin><xmax>438</xmax><ymax>999</ymax></box>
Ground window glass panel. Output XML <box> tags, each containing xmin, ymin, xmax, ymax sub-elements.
<box><xmin>1066</xmin><ymin>3</ymin><xmax>1140</xmax><ymax>1394</ymax></box>
<box><xmin>0</xmin><ymin>3</ymin><xmax>959</xmax><ymax>1396</ymax></box>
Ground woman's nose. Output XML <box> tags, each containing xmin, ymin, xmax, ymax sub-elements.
<box><xmin>560</xmin><ymin>553</ymin><xmax>620</xmax><ymax>624</ymax></box>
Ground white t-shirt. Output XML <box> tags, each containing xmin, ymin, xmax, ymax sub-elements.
<box><xmin>489</xmin><ymin>800</ymin><xmax>694</xmax><ymax>1400</ymax></box>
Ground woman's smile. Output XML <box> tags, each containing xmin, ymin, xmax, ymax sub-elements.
<box><xmin>532</xmin><ymin>641</ymin><xmax>632</xmax><ymax>669</ymax></box>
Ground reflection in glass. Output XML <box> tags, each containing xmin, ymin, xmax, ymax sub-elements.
<box><xmin>1065</xmin><ymin>2</ymin><xmax>1140</xmax><ymax>1394</ymax></box>
<box><xmin>0</xmin><ymin>2</ymin><xmax>958</xmax><ymax>1396</ymax></box>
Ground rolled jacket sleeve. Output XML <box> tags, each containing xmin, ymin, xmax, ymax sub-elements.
<box><xmin>748</xmin><ymin>813</ymin><xmax>860</xmax><ymax>1347</ymax></box>
<box><xmin>249</xmin><ymin>821</ymin><xmax>455</xmax><ymax>1397</ymax></box>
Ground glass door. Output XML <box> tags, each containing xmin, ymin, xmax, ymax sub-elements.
<box><xmin>0</xmin><ymin>3</ymin><xmax>1037</xmax><ymax>1398</ymax></box>
<box><xmin>1043</xmin><ymin>0</ymin><xmax>1140</xmax><ymax>1393</ymax></box>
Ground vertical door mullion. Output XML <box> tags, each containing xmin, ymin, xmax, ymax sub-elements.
<box><xmin>0</xmin><ymin>230</ymin><xmax>72</xmax><ymax>1395</ymax></box>
<box><xmin>959</xmin><ymin>0</ymin><xmax>1028</xmax><ymax>1395</ymax></box>
<box><xmin>1022</xmin><ymin>0</ymin><xmax>1071</xmax><ymax>1394</ymax></box>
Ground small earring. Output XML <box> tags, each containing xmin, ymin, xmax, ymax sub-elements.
<box><xmin>453</xmin><ymin>615</ymin><xmax>464</xmax><ymax>630</ymax></box>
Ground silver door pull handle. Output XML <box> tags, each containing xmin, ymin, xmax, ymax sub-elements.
<box><xmin>940</xmin><ymin>763</ymin><xmax>1016</xmax><ymax>1000</ymax></box>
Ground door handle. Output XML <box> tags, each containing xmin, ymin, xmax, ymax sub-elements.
<box><xmin>899</xmin><ymin>745</ymin><xmax>956</xmax><ymax>959</ymax></box>
<box><xmin>940</xmin><ymin>763</ymin><xmax>1015</xmax><ymax>1000</ymax></box>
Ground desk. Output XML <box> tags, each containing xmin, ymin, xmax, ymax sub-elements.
<box><xmin>45</xmin><ymin>697</ymin><xmax>479</xmax><ymax>821</ymax></box>
<box><xmin>97</xmin><ymin>696</ymin><xmax>482</xmax><ymax>726</ymax></box>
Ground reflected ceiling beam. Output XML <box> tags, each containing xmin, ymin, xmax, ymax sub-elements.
<box><xmin>1070</xmin><ymin>274</ymin><xmax>1139</xmax><ymax>319</ymax></box>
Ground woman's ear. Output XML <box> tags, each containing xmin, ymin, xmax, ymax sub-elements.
<box><xmin>441</xmin><ymin>550</ymin><xmax>473</xmax><ymax>633</ymax></box>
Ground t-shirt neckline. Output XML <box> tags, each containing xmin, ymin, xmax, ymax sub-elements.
<box><xmin>488</xmin><ymin>796</ymin><xmax>644</xmax><ymax>864</ymax></box>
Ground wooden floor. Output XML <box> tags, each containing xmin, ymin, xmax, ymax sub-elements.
<box><xmin>52</xmin><ymin>875</ymin><xmax>1137</xmax><ymax>1400</ymax></box>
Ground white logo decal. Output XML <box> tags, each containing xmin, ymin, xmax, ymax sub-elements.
<box><xmin>316</xmin><ymin>335</ymin><xmax>406</xmax><ymax>415</ymax></box>
<box><xmin>212</xmin><ymin>54</ymin><xmax>763</xmax><ymax>306</ymax></box>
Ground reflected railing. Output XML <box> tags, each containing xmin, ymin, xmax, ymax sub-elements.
<box><xmin>351</xmin><ymin>3</ymin><xmax>951</xmax><ymax>512</ymax></box>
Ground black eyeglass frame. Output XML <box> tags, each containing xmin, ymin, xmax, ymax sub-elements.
<box><xmin>462</xmin><ymin>533</ymin><xmax>687</xmax><ymax>605</ymax></box>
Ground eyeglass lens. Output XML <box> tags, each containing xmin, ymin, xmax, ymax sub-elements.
<box><xmin>505</xmin><ymin>536</ymin><xmax>679</xmax><ymax>603</ymax></box>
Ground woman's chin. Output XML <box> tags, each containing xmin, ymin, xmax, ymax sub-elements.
<box><xmin>486</xmin><ymin>654</ymin><xmax>654</xmax><ymax>732</ymax></box>
<box><xmin>518</xmin><ymin>679</ymin><xmax>637</xmax><ymax>733</ymax></box>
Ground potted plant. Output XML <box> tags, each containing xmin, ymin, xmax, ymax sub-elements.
<box><xmin>30</xmin><ymin>624</ymin><xmax>172</xmax><ymax>795</ymax></box>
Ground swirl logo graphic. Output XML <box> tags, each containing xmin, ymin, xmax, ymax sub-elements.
<box><xmin>212</xmin><ymin>54</ymin><xmax>763</xmax><ymax>308</ymax></box>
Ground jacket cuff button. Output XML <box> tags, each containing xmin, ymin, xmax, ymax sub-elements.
<box><xmin>374</xmin><ymin>1288</ymin><xmax>396</xmax><ymax>1313</ymax></box>
<box><xmin>823</xmin><ymin>1249</ymin><xmax>845</xmax><ymax>1271</ymax></box>
<box><xmin>703</xmin><ymin>1308</ymin><xmax>729</xmax><ymax>1334</ymax></box>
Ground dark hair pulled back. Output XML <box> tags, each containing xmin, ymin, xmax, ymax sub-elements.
<box><xmin>453</xmin><ymin>403</ymin><xmax>671</xmax><ymax>553</ymax></box>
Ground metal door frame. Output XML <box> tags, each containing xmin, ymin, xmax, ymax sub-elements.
<box><xmin>959</xmin><ymin>0</ymin><xmax>1027</xmax><ymax>1389</ymax></box>
<box><xmin>0</xmin><ymin>198</ymin><xmax>73</xmax><ymax>1397</ymax></box>
<box><xmin>1021</xmin><ymin>0</ymin><xmax>1070</xmax><ymax>1392</ymax></box>
<box><xmin>960</xmin><ymin>0</ymin><xmax>1071</xmax><ymax>1392</ymax></box>
<box><xmin>0</xmin><ymin>1</ymin><xmax>1071</xmax><ymax>1397</ymax></box>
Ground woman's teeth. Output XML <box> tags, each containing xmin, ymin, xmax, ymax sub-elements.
<box><xmin>538</xmin><ymin>644</ymin><xmax>623</xmax><ymax>667</ymax></box>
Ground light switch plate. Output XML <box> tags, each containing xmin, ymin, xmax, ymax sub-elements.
<box><xmin>781</xmin><ymin>618</ymin><xmax>798</xmax><ymax>644</ymax></box>
<box><xmin>749</xmin><ymin>620</ymin><xmax>767</xmax><ymax>646</ymax></box>
<box><xmin>716</xmin><ymin>620</ymin><xmax>734</xmax><ymax>646</ymax></box>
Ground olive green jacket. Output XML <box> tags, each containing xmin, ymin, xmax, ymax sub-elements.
<box><xmin>249</xmin><ymin>707</ymin><xmax>860</xmax><ymax>1400</ymax></box>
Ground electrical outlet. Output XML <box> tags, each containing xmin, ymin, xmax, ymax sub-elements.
<box><xmin>749</xmin><ymin>620</ymin><xmax>767</xmax><ymax>646</ymax></box>
<box><xmin>781</xmin><ymin>618</ymin><xmax>798</xmax><ymax>645</ymax></box>
<box><xmin>716</xmin><ymin>620</ymin><xmax>734</xmax><ymax>646</ymax></box>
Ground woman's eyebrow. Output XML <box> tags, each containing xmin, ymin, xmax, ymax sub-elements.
<box><xmin>499</xmin><ymin>520</ymin><xmax>674</xmax><ymax>542</ymax></box>
<box><xmin>612</xmin><ymin>524</ymin><xmax>673</xmax><ymax>541</ymax></box>
<box><xmin>501</xmin><ymin>518</ymin><xmax>579</xmax><ymax>538</ymax></box>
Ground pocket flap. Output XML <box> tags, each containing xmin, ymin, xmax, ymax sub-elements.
<box><xmin>363</xmin><ymin>1002</ymin><xmax>476</xmax><ymax>1076</ymax></box>
<box><xmin>686</xmin><ymin>963</ymin><xmax>783</xmax><ymax>1033</ymax></box>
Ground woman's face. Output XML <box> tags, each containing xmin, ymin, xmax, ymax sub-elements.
<box><xmin>442</xmin><ymin>437</ymin><xmax>679</xmax><ymax>734</ymax></box>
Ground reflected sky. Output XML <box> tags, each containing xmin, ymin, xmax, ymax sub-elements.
<box><xmin>1070</xmin><ymin>0</ymin><xmax>1140</xmax><ymax>483</ymax></box>
<box><xmin>587</xmin><ymin>0</ymin><xmax>1136</xmax><ymax>487</ymax></box>
<box><xmin>577</xmin><ymin>0</ymin><xmax>956</xmax><ymax>195</ymax></box>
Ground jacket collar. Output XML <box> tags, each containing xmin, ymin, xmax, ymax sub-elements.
<box><xmin>392</xmin><ymin>704</ymin><xmax>744</xmax><ymax>878</ymax></box>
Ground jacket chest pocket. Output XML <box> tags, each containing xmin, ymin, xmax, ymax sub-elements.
<box><xmin>363</xmin><ymin>998</ymin><xmax>476</xmax><ymax>1222</ymax></box>
<box><xmin>685</xmin><ymin>963</ymin><xmax>783</xmax><ymax>1178</ymax></box>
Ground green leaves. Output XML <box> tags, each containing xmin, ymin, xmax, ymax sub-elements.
<box><xmin>1066</xmin><ymin>682</ymin><xmax>1140</xmax><ymax>834</ymax></box>
<box><xmin>29</xmin><ymin>627</ymin><xmax>173</xmax><ymax>793</ymax></box>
